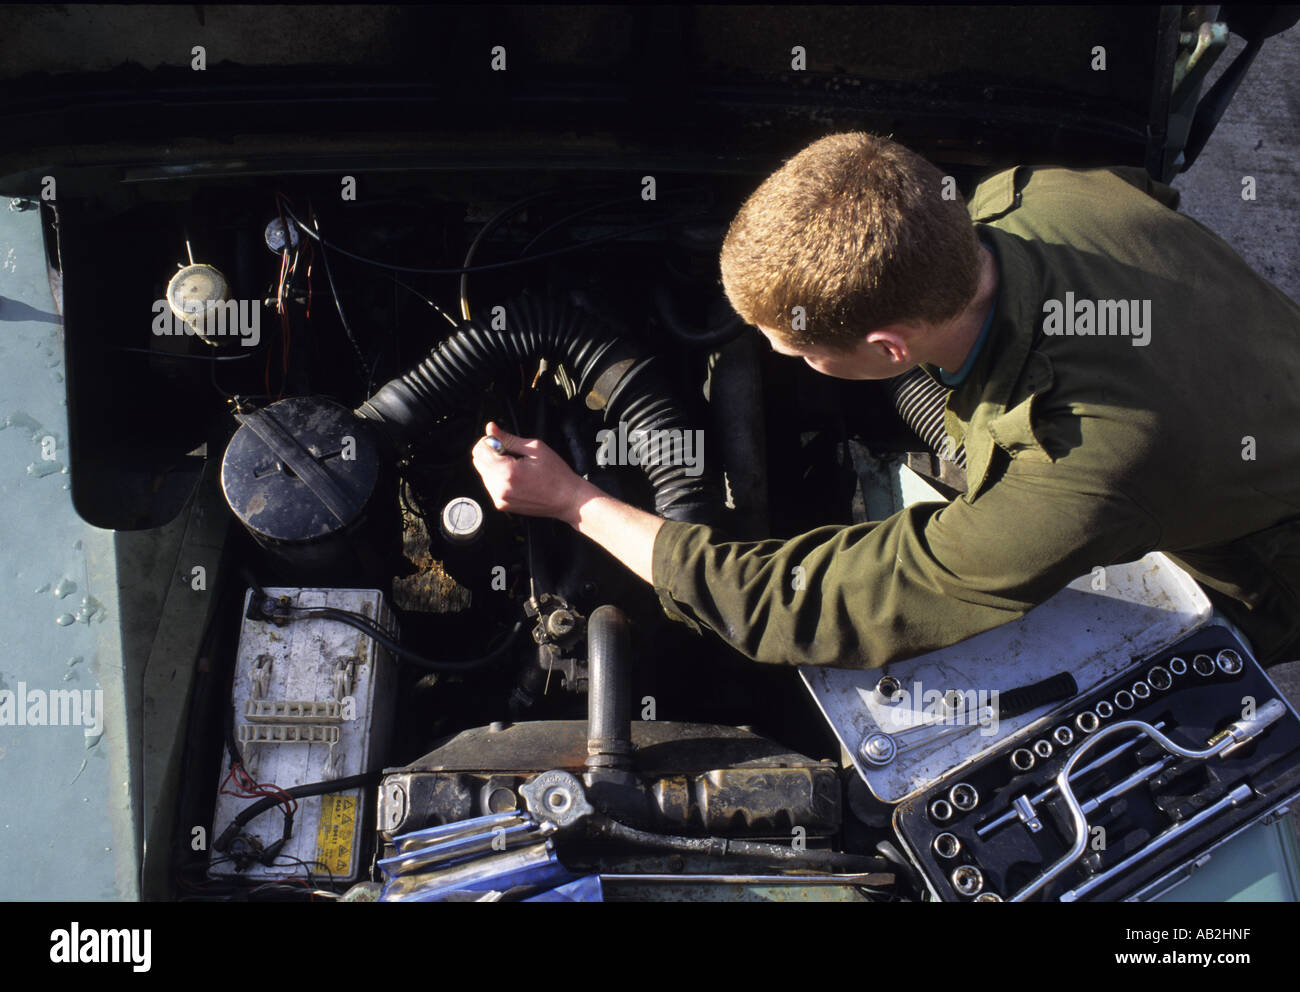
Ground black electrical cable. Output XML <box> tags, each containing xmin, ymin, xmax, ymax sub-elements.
<box><xmin>592</xmin><ymin>815</ymin><xmax>895</xmax><ymax>874</ymax></box>
<box><xmin>518</xmin><ymin>194</ymin><xmax>644</xmax><ymax>257</ymax></box>
<box><xmin>518</xmin><ymin>185</ymin><xmax>714</xmax><ymax>259</ymax></box>
<box><xmin>241</xmin><ymin>569</ymin><xmax>525</xmax><ymax>673</ymax></box>
<box><xmin>253</xmin><ymin>803</ymin><xmax>296</xmax><ymax>866</ymax></box>
<box><xmin>184</xmin><ymin>850</ymin><xmax>335</xmax><ymax>896</ymax></box>
<box><xmin>393</xmin><ymin>275</ymin><xmax>459</xmax><ymax>328</ymax></box>
<box><xmin>464</xmin><ymin>184</ymin><xmax>713</xmax><ymax>319</ymax></box>
<box><xmin>277</xmin><ymin>604</ymin><xmax>525</xmax><ymax>673</ymax></box>
<box><xmin>219</xmin><ymin>696</ymin><xmax>296</xmax><ymax>866</ymax></box>
<box><xmin>273</xmin><ymin>853</ymin><xmax>338</xmax><ymax>891</ymax></box>
<box><xmin>223</xmin><ymin>701</ymin><xmax>242</xmax><ymax>770</ymax></box>
<box><xmin>209</xmin><ymin>358</ymin><xmax>232</xmax><ymax>400</ymax></box>
<box><xmin>215</xmin><ymin>771</ymin><xmax>383</xmax><ymax>853</ymax></box>
<box><xmin>308</xmin><ymin>203</ymin><xmax>372</xmax><ymax>393</ymax></box>
<box><xmin>277</xmin><ymin>198</ymin><xmax>712</xmax><ymax>277</ymax></box>
<box><xmin>110</xmin><ymin>346</ymin><xmax>258</xmax><ymax>361</ymax></box>
<box><xmin>650</xmin><ymin>284</ymin><xmax>747</xmax><ymax>349</ymax></box>
<box><xmin>460</xmin><ymin>188</ymin><xmax>562</xmax><ymax>321</ymax></box>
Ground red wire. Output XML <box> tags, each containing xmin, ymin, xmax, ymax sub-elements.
<box><xmin>221</xmin><ymin>759</ymin><xmax>298</xmax><ymax>816</ymax></box>
<box><xmin>277</xmin><ymin>246</ymin><xmax>288</xmax><ymax>311</ymax></box>
<box><xmin>272</xmin><ymin>192</ymin><xmax>300</xmax><ymax>399</ymax></box>
<box><xmin>276</xmin><ymin>249</ymin><xmax>291</xmax><ymax>399</ymax></box>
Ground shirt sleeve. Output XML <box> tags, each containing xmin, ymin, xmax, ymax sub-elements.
<box><xmin>650</xmin><ymin>455</ymin><xmax>1161</xmax><ymax>669</ymax></box>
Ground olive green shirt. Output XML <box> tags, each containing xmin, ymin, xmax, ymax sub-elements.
<box><xmin>651</xmin><ymin>166</ymin><xmax>1300</xmax><ymax>668</ymax></box>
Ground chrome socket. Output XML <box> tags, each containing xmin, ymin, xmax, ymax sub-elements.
<box><xmin>1147</xmin><ymin>666</ymin><xmax>1172</xmax><ymax>691</ymax></box>
<box><xmin>1193</xmin><ymin>654</ymin><xmax>1216</xmax><ymax>676</ymax></box>
<box><xmin>949</xmin><ymin>782</ymin><xmax>979</xmax><ymax>812</ymax></box>
<box><xmin>932</xmin><ymin>832</ymin><xmax>962</xmax><ymax>859</ymax></box>
<box><xmin>1075</xmin><ymin>711</ymin><xmax>1100</xmax><ymax>734</ymax></box>
<box><xmin>1033</xmin><ymin>739</ymin><xmax>1054</xmax><ymax>760</ymax></box>
<box><xmin>875</xmin><ymin>674</ymin><xmax>902</xmax><ymax>703</ymax></box>
<box><xmin>974</xmin><ymin>892</ymin><xmax>1003</xmax><ymax>902</ymax></box>
<box><xmin>951</xmin><ymin>864</ymin><xmax>985</xmax><ymax>897</ymax></box>
<box><xmin>1053</xmin><ymin>725</ymin><xmax>1075</xmax><ymax>747</ymax></box>
<box><xmin>1010</xmin><ymin>748</ymin><xmax>1035</xmax><ymax>772</ymax></box>
<box><xmin>1217</xmin><ymin>649</ymin><xmax>1243</xmax><ymax>675</ymax></box>
<box><xmin>1095</xmin><ymin>699</ymin><xmax>1115</xmax><ymax>719</ymax></box>
<box><xmin>1131</xmin><ymin>681</ymin><xmax>1151</xmax><ymax>700</ymax></box>
<box><xmin>1168</xmin><ymin>656</ymin><xmax>1187</xmax><ymax>676</ymax></box>
<box><xmin>1114</xmin><ymin>689</ymin><xmax>1135</xmax><ymax>711</ymax></box>
<box><xmin>930</xmin><ymin>798</ymin><xmax>954</xmax><ymax>823</ymax></box>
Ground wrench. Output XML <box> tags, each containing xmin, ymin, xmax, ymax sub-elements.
<box><xmin>859</xmin><ymin>704</ymin><xmax>995</xmax><ymax>766</ymax></box>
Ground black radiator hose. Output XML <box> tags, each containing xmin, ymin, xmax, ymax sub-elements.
<box><xmin>357</xmin><ymin>295</ymin><xmax>718</xmax><ymax>523</ymax></box>
<box><xmin>586</xmin><ymin>605</ymin><xmax>633</xmax><ymax>773</ymax></box>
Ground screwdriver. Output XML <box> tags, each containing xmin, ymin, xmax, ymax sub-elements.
<box><xmin>485</xmin><ymin>436</ymin><xmax>522</xmax><ymax>459</ymax></box>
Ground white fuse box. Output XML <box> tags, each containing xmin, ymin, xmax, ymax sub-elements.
<box><xmin>209</xmin><ymin>587</ymin><xmax>399</xmax><ymax>883</ymax></box>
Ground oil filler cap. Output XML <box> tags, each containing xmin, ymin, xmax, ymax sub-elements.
<box><xmin>440</xmin><ymin>497</ymin><xmax>483</xmax><ymax>544</ymax></box>
<box><xmin>221</xmin><ymin>396</ymin><xmax>379</xmax><ymax>547</ymax></box>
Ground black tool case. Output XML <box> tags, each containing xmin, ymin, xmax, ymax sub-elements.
<box><xmin>893</xmin><ymin>626</ymin><xmax>1300</xmax><ymax>901</ymax></box>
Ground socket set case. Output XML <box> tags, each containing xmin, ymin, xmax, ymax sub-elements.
<box><xmin>802</xmin><ymin>551</ymin><xmax>1213</xmax><ymax>803</ymax></box>
<box><xmin>893</xmin><ymin>626</ymin><xmax>1300</xmax><ymax>901</ymax></box>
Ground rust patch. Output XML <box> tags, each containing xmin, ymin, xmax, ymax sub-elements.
<box><xmin>392</xmin><ymin>492</ymin><xmax>472</xmax><ymax>613</ymax></box>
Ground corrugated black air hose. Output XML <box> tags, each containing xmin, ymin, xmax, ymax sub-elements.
<box><xmin>357</xmin><ymin>295</ymin><xmax>719</xmax><ymax>523</ymax></box>
<box><xmin>886</xmin><ymin>366</ymin><xmax>968</xmax><ymax>469</ymax></box>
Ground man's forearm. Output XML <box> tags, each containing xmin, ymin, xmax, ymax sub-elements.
<box><xmin>561</xmin><ymin>480</ymin><xmax>666</xmax><ymax>584</ymax></box>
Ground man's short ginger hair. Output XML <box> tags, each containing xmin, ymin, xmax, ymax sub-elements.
<box><xmin>720</xmin><ymin>132</ymin><xmax>980</xmax><ymax>350</ymax></box>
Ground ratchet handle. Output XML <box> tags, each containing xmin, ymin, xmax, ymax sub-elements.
<box><xmin>998</xmin><ymin>672</ymin><xmax>1078</xmax><ymax>720</ymax></box>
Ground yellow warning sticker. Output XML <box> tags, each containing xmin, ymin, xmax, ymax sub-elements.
<box><xmin>315</xmin><ymin>792</ymin><xmax>358</xmax><ymax>878</ymax></box>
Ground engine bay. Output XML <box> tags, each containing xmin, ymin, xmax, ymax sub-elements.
<box><xmin>47</xmin><ymin>167</ymin><xmax>1299</xmax><ymax>902</ymax></box>
<box><xmin>68</xmin><ymin>170</ymin><xmax>934</xmax><ymax>901</ymax></box>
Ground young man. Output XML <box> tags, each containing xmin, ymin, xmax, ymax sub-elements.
<box><xmin>472</xmin><ymin>132</ymin><xmax>1300</xmax><ymax>670</ymax></box>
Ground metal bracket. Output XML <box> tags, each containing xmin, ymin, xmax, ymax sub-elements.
<box><xmin>1262</xmin><ymin>805</ymin><xmax>1292</xmax><ymax>827</ymax></box>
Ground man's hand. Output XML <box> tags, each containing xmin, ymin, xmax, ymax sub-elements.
<box><xmin>469</xmin><ymin>421</ymin><xmax>666</xmax><ymax>583</ymax></box>
<box><xmin>470</xmin><ymin>422</ymin><xmax>589</xmax><ymax>525</ymax></box>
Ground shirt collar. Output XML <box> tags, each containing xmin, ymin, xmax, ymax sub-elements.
<box><xmin>917</xmin><ymin>225</ymin><xmax>1044</xmax><ymax>499</ymax></box>
<box><xmin>938</xmin><ymin>250</ymin><xmax>999</xmax><ymax>387</ymax></box>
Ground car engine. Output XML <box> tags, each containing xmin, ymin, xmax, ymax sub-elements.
<box><xmin>94</xmin><ymin>169</ymin><xmax>960</xmax><ymax>901</ymax></box>
<box><xmin>56</xmin><ymin>164</ymin><xmax>1296</xmax><ymax>903</ymax></box>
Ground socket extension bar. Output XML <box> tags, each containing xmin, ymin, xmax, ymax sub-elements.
<box><xmin>892</xmin><ymin>626</ymin><xmax>1300</xmax><ymax>902</ymax></box>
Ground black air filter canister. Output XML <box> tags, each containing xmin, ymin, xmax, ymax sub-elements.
<box><xmin>220</xmin><ymin>396</ymin><xmax>394</xmax><ymax>583</ymax></box>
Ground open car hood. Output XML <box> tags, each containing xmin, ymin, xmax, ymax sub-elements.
<box><xmin>1</xmin><ymin>4</ymin><xmax>1280</xmax><ymax>188</ymax></box>
<box><xmin>5</xmin><ymin>3</ymin><xmax>1297</xmax><ymax>529</ymax></box>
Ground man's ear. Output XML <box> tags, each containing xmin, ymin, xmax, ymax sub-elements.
<box><xmin>864</xmin><ymin>327</ymin><xmax>913</xmax><ymax>366</ymax></box>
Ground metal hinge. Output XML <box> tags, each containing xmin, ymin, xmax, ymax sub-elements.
<box><xmin>1262</xmin><ymin>805</ymin><xmax>1292</xmax><ymax>827</ymax></box>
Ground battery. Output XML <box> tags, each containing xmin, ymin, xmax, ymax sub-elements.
<box><xmin>209</xmin><ymin>587</ymin><xmax>398</xmax><ymax>884</ymax></box>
